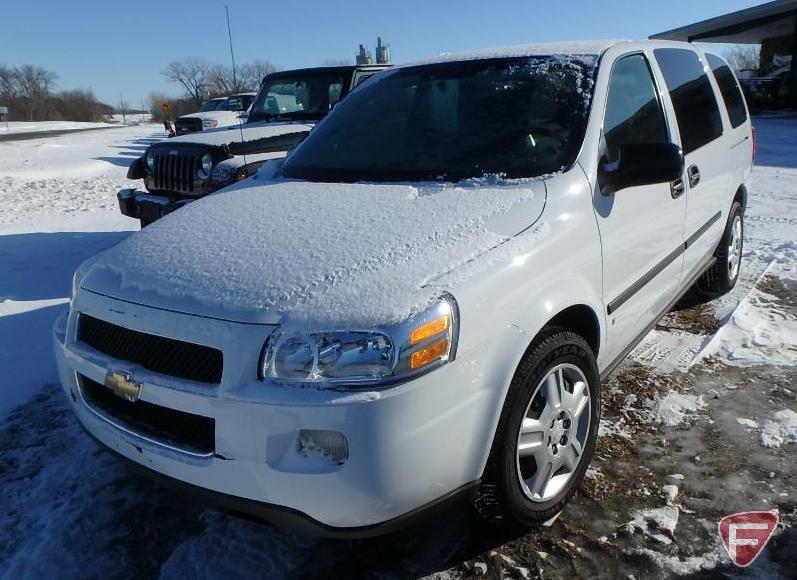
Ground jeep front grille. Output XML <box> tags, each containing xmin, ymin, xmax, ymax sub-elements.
<box><xmin>77</xmin><ymin>314</ymin><xmax>223</xmax><ymax>384</ymax></box>
<box><xmin>151</xmin><ymin>151</ymin><xmax>202</xmax><ymax>194</ymax></box>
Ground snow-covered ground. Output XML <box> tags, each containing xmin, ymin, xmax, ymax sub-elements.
<box><xmin>0</xmin><ymin>116</ymin><xmax>150</xmax><ymax>135</ymax></box>
<box><xmin>0</xmin><ymin>117</ymin><xmax>795</xmax><ymax>578</ymax></box>
<box><xmin>0</xmin><ymin>124</ymin><xmax>159</xmax><ymax>417</ymax></box>
<box><xmin>0</xmin><ymin>120</ymin><xmax>117</xmax><ymax>135</ymax></box>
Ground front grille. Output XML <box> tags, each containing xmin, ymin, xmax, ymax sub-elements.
<box><xmin>78</xmin><ymin>314</ymin><xmax>223</xmax><ymax>384</ymax></box>
<box><xmin>151</xmin><ymin>151</ymin><xmax>202</xmax><ymax>194</ymax></box>
<box><xmin>176</xmin><ymin>117</ymin><xmax>203</xmax><ymax>135</ymax></box>
<box><xmin>80</xmin><ymin>375</ymin><xmax>215</xmax><ymax>455</ymax></box>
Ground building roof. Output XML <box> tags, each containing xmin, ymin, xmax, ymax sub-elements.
<box><xmin>651</xmin><ymin>0</ymin><xmax>797</xmax><ymax>43</ymax></box>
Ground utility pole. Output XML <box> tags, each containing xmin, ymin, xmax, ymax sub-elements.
<box><xmin>119</xmin><ymin>93</ymin><xmax>127</xmax><ymax>125</ymax></box>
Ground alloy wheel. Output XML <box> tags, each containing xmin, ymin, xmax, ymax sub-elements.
<box><xmin>727</xmin><ymin>214</ymin><xmax>742</xmax><ymax>281</ymax></box>
<box><xmin>515</xmin><ymin>363</ymin><xmax>591</xmax><ymax>502</ymax></box>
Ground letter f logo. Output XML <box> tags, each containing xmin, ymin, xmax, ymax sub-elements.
<box><xmin>719</xmin><ymin>511</ymin><xmax>779</xmax><ymax>567</ymax></box>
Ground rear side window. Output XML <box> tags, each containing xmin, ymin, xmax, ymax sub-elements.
<box><xmin>706</xmin><ymin>53</ymin><xmax>748</xmax><ymax>129</ymax></box>
<box><xmin>603</xmin><ymin>54</ymin><xmax>669</xmax><ymax>163</ymax></box>
<box><xmin>654</xmin><ymin>48</ymin><xmax>723</xmax><ymax>154</ymax></box>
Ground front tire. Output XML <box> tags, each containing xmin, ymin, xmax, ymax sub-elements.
<box><xmin>475</xmin><ymin>327</ymin><xmax>600</xmax><ymax>527</ymax></box>
<box><xmin>698</xmin><ymin>201</ymin><xmax>743</xmax><ymax>296</ymax></box>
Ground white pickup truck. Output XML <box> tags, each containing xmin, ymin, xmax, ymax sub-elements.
<box><xmin>174</xmin><ymin>93</ymin><xmax>256</xmax><ymax>135</ymax></box>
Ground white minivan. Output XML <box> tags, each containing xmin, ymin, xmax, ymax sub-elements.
<box><xmin>54</xmin><ymin>40</ymin><xmax>753</xmax><ymax>537</ymax></box>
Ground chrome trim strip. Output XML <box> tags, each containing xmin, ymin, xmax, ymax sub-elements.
<box><xmin>607</xmin><ymin>243</ymin><xmax>685</xmax><ymax>315</ymax></box>
<box><xmin>607</xmin><ymin>211</ymin><xmax>722</xmax><ymax>315</ymax></box>
<box><xmin>601</xmin><ymin>253</ymin><xmax>716</xmax><ymax>379</ymax></box>
<box><xmin>686</xmin><ymin>210</ymin><xmax>722</xmax><ymax>248</ymax></box>
<box><xmin>75</xmin><ymin>371</ymin><xmax>214</xmax><ymax>459</ymax></box>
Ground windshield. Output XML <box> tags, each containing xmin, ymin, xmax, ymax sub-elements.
<box><xmin>217</xmin><ymin>95</ymin><xmax>255</xmax><ymax>112</ymax></box>
<box><xmin>248</xmin><ymin>74</ymin><xmax>347</xmax><ymax>122</ymax></box>
<box><xmin>199</xmin><ymin>99</ymin><xmax>223</xmax><ymax>112</ymax></box>
<box><xmin>279</xmin><ymin>57</ymin><xmax>596</xmax><ymax>183</ymax></box>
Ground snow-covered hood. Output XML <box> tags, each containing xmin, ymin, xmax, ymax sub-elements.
<box><xmin>81</xmin><ymin>179</ymin><xmax>546</xmax><ymax>326</ymax></box>
<box><xmin>168</xmin><ymin>120</ymin><xmax>314</xmax><ymax>147</ymax></box>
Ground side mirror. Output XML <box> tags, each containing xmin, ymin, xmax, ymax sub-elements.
<box><xmin>599</xmin><ymin>142</ymin><xmax>684</xmax><ymax>195</ymax></box>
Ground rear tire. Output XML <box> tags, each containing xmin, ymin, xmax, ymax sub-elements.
<box><xmin>474</xmin><ymin>327</ymin><xmax>600</xmax><ymax>527</ymax></box>
<box><xmin>698</xmin><ymin>202</ymin><xmax>743</xmax><ymax>296</ymax></box>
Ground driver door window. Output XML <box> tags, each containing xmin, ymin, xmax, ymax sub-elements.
<box><xmin>603</xmin><ymin>54</ymin><xmax>669</xmax><ymax>163</ymax></box>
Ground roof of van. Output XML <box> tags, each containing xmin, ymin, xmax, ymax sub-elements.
<box><xmin>401</xmin><ymin>41</ymin><xmax>623</xmax><ymax>67</ymax></box>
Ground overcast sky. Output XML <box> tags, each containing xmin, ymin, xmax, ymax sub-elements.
<box><xmin>0</xmin><ymin>0</ymin><xmax>765</xmax><ymax>107</ymax></box>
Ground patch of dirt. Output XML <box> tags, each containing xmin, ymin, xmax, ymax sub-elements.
<box><xmin>758</xmin><ymin>274</ymin><xmax>797</xmax><ymax>310</ymax></box>
<box><xmin>657</xmin><ymin>302</ymin><xmax>719</xmax><ymax>335</ymax></box>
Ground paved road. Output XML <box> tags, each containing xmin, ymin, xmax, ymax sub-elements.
<box><xmin>0</xmin><ymin>124</ymin><xmax>133</xmax><ymax>142</ymax></box>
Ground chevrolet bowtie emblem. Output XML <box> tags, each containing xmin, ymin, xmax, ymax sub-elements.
<box><xmin>105</xmin><ymin>371</ymin><xmax>142</xmax><ymax>402</ymax></box>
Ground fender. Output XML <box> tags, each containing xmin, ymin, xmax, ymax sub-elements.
<box><xmin>437</xmin><ymin>168</ymin><xmax>606</xmax><ymax>477</ymax></box>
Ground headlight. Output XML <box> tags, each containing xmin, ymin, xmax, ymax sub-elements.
<box><xmin>196</xmin><ymin>153</ymin><xmax>213</xmax><ymax>179</ymax></box>
<box><xmin>145</xmin><ymin>151</ymin><xmax>155</xmax><ymax>171</ymax></box>
<box><xmin>203</xmin><ymin>119</ymin><xmax>219</xmax><ymax>129</ymax></box>
<box><xmin>259</xmin><ymin>296</ymin><xmax>458</xmax><ymax>388</ymax></box>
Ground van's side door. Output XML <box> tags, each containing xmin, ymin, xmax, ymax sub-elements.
<box><xmin>592</xmin><ymin>52</ymin><xmax>687</xmax><ymax>365</ymax></box>
<box><xmin>652</xmin><ymin>48</ymin><xmax>731</xmax><ymax>281</ymax></box>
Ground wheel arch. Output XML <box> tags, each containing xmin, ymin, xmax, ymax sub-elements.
<box><xmin>472</xmin><ymin>298</ymin><xmax>604</xmax><ymax>479</ymax></box>
<box><xmin>734</xmin><ymin>184</ymin><xmax>748</xmax><ymax>213</ymax></box>
<box><xmin>544</xmin><ymin>304</ymin><xmax>601</xmax><ymax>357</ymax></box>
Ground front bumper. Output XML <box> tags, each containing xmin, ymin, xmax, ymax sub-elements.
<box><xmin>117</xmin><ymin>189</ymin><xmax>195</xmax><ymax>224</ymax></box>
<box><xmin>53</xmin><ymin>290</ymin><xmax>501</xmax><ymax>534</ymax></box>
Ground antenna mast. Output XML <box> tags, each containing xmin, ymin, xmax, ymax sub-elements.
<box><xmin>226</xmin><ymin>5</ymin><xmax>247</xmax><ymax>165</ymax></box>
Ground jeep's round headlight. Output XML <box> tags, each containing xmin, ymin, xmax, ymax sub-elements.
<box><xmin>259</xmin><ymin>295</ymin><xmax>458</xmax><ymax>388</ymax></box>
<box><xmin>196</xmin><ymin>153</ymin><xmax>213</xmax><ymax>179</ymax></box>
<box><xmin>145</xmin><ymin>151</ymin><xmax>155</xmax><ymax>171</ymax></box>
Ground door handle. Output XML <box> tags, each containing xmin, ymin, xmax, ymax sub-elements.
<box><xmin>671</xmin><ymin>177</ymin><xmax>685</xmax><ymax>198</ymax></box>
<box><xmin>688</xmin><ymin>165</ymin><xmax>701</xmax><ymax>188</ymax></box>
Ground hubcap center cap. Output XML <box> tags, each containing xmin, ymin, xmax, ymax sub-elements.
<box><xmin>548</xmin><ymin>414</ymin><xmax>570</xmax><ymax>454</ymax></box>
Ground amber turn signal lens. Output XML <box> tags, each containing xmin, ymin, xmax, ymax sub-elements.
<box><xmin>410</xmin><ymin>315</ymin><xmax>449</xmax><ymax>345</ymax></box>
<box><xmin>410</xmin><ymin>338</ymin><xmax>449</xmax><ymax>370</ymax></box>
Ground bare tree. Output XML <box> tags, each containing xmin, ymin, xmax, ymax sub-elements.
<box><xmin>163</xmin><ymin>59</ymin><xmax>211</xmax><ymax>104</ymax></box>
<box><xmin>55</xmin><ymin>89</ymin><xmax>108</xmax><ymax>122</ymax></box>
<box><xmin>321</xmin><ymin>58</ymin><xmax>353</xmax><ymax>66</ymax></box>
<box><xmin>208</xmin><ymin>60</ymin><xmax>278</xmax><ymax>95</ymax></box>
<box><xmin>0</xmin><ymin>65</ymin><xmax>18</xmax><ymax>97</ymax></box>
<box><xmin>241</xmin><ymin>60</ymin><xmax>278</xmax><ymax>88</ymax></box>
<box><xmin>12</xmin><ymin>65</ymin><xmax>58</xmax><ymax>120</ymax></box>
<box><xmin>723</xmin><ymin>45</ymin><xmax>760</xmax><ymax>74</ymax></box>
<box><xmin>0</xmin><ymin>64</ymin><xmax>108</xmax><ymax>122</ymax></box>
<box><xmin>207</xmin><ymin>64</ymin><xmax>238</xmax><ymax>95</ymax></box>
